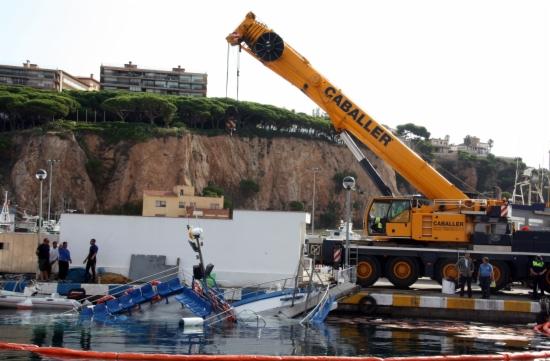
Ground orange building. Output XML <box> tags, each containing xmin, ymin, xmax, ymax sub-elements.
<box><xmin>142</xmin><ymin>185</ymin><xmax>229</xmax><ymax>219</ymax></box>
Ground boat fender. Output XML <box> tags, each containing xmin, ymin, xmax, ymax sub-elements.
<box><xmin>178</xmin><ymin>317</ymin><xmax>204</xmax><ymax>328</ymax></box>
<box><xmin>358</xmin><ymin>295</ymin><xmax>377</xmax><ymax>315</ymax></box>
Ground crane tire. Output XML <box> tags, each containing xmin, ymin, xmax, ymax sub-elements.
<box><xmin>358</xmin><ymin>295</ymin><xmax>377</xmax><ymax>315</ymax></box>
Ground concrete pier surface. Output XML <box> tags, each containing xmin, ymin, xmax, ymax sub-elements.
<box><xmin>338</xmin><ymin>278</ymin><xmax>546</xmax><ymax>323</ymax></box>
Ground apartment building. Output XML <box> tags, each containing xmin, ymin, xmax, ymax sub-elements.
<box><xmin>100</xmin><ymin>62</ymin><xmax>207</xmax><ymax>96</ymax></box>
<box><xmin>142</xmin><ymin>185</ymin><xmax>229</xmax><ymax>219</ymax></box>
<box><xmin>0</xmin><ymin>61</ymin><xmax>97</xmax><ymax>91</ymax></box>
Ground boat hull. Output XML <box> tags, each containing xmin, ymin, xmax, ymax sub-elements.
<box><xmin>0</xmin><ymin>294</ymin><xmax>80</xmax><ymax>310</ymax></box>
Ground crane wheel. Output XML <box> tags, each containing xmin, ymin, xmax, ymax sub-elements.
<box><xmin>491</xmin><ymin>260</ymin><xmax>510</xmax><ymax>291</ymax></box>
<box><xmin>358</xmin><ymin>295</ymin><xmax>377</xmax><ymax>315</ymax></box>
<box><xmin>435</xmin><ymin>259</ymin><xmax>459</xmax><ymax>284</ymax></box>
<box><xmin>385</xmin><ymin>257</ymin><xmax>419</xmax><ymax>289</ymax></box>
<box><xmin>253</xmin><ymin>32</ymin><xmax>285</xmax><ymax>61</ymax></box>
<box><xmin>356</xmin><ymin>257</ymin><xmax>381</xmax><ymax>287</ymax></box>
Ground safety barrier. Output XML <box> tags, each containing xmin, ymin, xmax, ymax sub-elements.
<box><xmin>3</xmin><ymin>341</ymin><xmax>550</xmax><ymax>361</ymax></box>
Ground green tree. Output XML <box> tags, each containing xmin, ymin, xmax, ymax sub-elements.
<box><xmin>319</xmin><ymin>201</ymin><xmax>341</xmax><ymax>228</ymax></box>
<box><xmin>202</xmin><ymin>183</ymin><xmax>224</xmax><ymax>197</ymax></box>
<box><xmin>0</xmin><ymin>93</ymin><xmax>27</xmax><ymax>130</ymax></box>
<box><xmin>396</xmin><ymin>123</ymin><xmax>430</xmax><ymax>140</ymax></box>
<box><xmin>102</xmin><ymin>96</ymin><xmax>135</xmax><ymax>122</ymax></box>
<box><xmin>239</xmin><ymin>179</ymin><xmax>260</xmax><ymax>199</ymax></box>
<box><xmin>135</xmin><ymin>94</ymin><xmax>177</xmax><ymax>126</ymax></box>
<box><xmin>20</xmin><ymin>98</ymin><xmax>69</xmax><ymax>124</ymax></box>
<box><xmin>289</xmin><ymin>201</ymin><xmax>305</xmax><ymax>211</ymax></box>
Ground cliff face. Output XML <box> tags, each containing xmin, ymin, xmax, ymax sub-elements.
<box><xmin>4</xmin><ymin>132</ymin><xmax>397</xmax><ymax>220</ymax></box>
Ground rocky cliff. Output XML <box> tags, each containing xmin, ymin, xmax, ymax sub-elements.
<box><xmin>3</xmin><ymin>131</ymin><xmax>397</xmax><ymax>223</ymax></box>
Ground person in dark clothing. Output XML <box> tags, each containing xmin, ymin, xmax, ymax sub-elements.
<box><xmin>36</xmin><ymin>238</ymin><xmax>50</xmax><ymax>281</ymax></box>
<box><xmin>83</xmin><ymin>239</ymin><xmax>98</xmax><ymax>283</ymax></box>
<box><xmin>58</xmin><ymin>241</ymin><xmax>72</xmax><ymax>281</ymax></box>
<box><xmin>530</xmin><ymin>255</ymin><xmax>546</xmax><ymax>299</ymax></box>
<box><xmin>455</xmin><ymin>253</ymin><xmax>474</xmax><ymax>298</ymax></box>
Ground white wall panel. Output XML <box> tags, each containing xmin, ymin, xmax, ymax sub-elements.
<box><xmin>59</xmin><ymin>210</ymin><xmax>307</xmax><ymax>287</ymax></box>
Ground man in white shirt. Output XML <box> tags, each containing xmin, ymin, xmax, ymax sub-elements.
<box><xmin>49</xmin><ymin>241</ymin><xmax>59</xmax><ymax>280</ymax></box>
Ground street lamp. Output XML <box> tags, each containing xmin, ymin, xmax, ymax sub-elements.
<box><xmin>47</xmin><ymin>159</ymin><xmax>60</xmax><ymax>223</ymax></box>
<box><xmin>35</xmin><ymin>169</ymin><xmax>48</xmax><ymax>231</ymax></box>
<box><xmin>342</xmin><ymin>176</ymin><xmax>356</xmax><ymax>268</ymax></box>
<box><xmin>311</xmin><ymin>167</ymin><xmax>320</xmax><ymax>235</ymax></box>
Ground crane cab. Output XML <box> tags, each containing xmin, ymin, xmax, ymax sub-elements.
<box><xmin>366</xmin><ymin>197</ymin><xmax>414</xmax><ymax>240</ymax></box>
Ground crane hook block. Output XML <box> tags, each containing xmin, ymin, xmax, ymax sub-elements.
<box><xmin>253</xmin><ymin>32</ymin><xmax>284</xmax><ymax>61</ymax></box>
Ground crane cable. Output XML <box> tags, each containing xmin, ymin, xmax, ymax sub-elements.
<box><xmin>224</xmin><ymin>42</ymin><xmax>242</xmax><ymax>101</ymax></box>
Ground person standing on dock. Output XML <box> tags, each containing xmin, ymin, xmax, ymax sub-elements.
<box><xmin>530</xmin><ymin>255</ymin><xmax>546</xmax><ymax>300</ymax></box>
<box><xmin>456</xmin><ymin>252</ymin><xmax>474</xmax><ymax>298</ymax></box>
<box><xmin>83</xmin><ymin>238</ymin><xmax>98</xmax><ymax>283</ymax></box>
<box><xmin>58</xmin><ymin>241</ymin><xmax>72</xmax><ymax>281</ymax></box>
<box><xmin>36</xmin><ymin>238</ymin><xmax>50</xmax><ymax>281</ymax></box>
<box><xmin>478</xmin><ymin>257</ymin><xmax>494</xmax><ymax>299</ymax></box>
<box><xmin>49</xmin><ymin>241</ymin><xmax>59</xmax><ymax>280</ymax></box>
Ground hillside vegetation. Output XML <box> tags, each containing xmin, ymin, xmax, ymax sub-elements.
<box><xmin>0</xmin><ymin>85</ymin><xmax>334</xmax><ymax>141</ymax></box>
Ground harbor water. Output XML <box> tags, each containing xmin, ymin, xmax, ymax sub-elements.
<box><xmin>0</xmin><ymin>309</ymin><xmax>548</xmax><ymax>360</ymax></box>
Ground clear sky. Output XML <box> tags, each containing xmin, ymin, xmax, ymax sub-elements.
<box><xmin>1</xmin><ymin>0</ymin><xmax>548</xmax><ymax>168</ymax></box>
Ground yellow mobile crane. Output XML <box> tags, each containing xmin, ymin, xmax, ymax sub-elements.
<box><xmin>226</xmin><ymin>13</ymin><xmax>539</xmax><ymax>290</ymax></box>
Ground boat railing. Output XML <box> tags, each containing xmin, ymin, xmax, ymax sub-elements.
<box><xmin>222</xmin><ymin>274</ymin><xmax>311</xmax><ymax>302</ymax></box>
<box><xmin>300</xmin><ymin>283</ymin><xmax>331</xmax><ymax>325</ymax></box>
<box><xmin>333</xmin><ymin>266</ymin><xmax>357</xmax><ymax>285</ymax></box>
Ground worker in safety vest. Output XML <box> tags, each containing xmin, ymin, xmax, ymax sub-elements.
<box><xmin>372</xmin><ymin>217</ymin><xmax>384</xmax><ymax>233</ymax></box>
<box><xmin>530</xmin><ymin>255</ymin><xmax>546</xmax><ymax>299</ymax></box>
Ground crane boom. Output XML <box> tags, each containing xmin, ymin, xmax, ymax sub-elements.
<box><xmin>227</xmin><ymin>12</ymin><xmax>468</xmax><ymax>201</ymax></box>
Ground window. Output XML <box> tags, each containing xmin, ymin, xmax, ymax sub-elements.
<box><xmin>129</xmin><ymin>85</ymin><xmax>141</xmax><ymax>92</ymax></box>
<box><xmin>179</xmin><ymin>202</ymin><xmax>185</xmax><ymax>208</ymax></box>
<box><xmin>0</xmin><ymin>242</ymin><xmax>4</xmax><ymax>250</ymax></box>
<box><xmin>210</xmin><ymin>203</ymin><xmax>220</xmax><ymax>209</ymax></box>
<box><xmin>388</xmin><ymin>200</ymin><xmax>411</xmax><ymax>222</ymax></box>
<box><xmin>155</xmin><ymin>200</ymin><xmax>166</xmax><ymax>208</ymax></box>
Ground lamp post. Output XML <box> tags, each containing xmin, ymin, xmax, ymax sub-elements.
<box><xmin>46</xmin><ymin>159</ymin><xmax>60</xmax><ymax>223</ymax></box>
<box><xmin>342</xmin><ymin>176</ymin><xmax>356</xmax><ymax>268</ymax></box>
<box><xmin>311</xmin><ymin>167</ymin><xmax>320</xmax><ymax>235</ymax></box>
<box><xmin>35</xmin><ymin>169</ymin><xmax>48</xmax><ymax>231</ymax></box>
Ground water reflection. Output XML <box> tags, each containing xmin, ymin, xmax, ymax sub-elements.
<box><xmin>0</xmin><ymin>309</ymin><xmax>541</xmax><ymax>360</ymax></box>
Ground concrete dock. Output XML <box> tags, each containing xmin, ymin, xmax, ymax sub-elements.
<box><xmin>338</xmin><ymin>278</ymin><xmax>546</xmax><ymax>323</ymax></box>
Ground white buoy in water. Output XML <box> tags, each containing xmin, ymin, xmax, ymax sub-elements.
<box><xmin>179</xmin><ymin>317</ymin><xmax>204</xmax><ymax>328</ymax></box>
